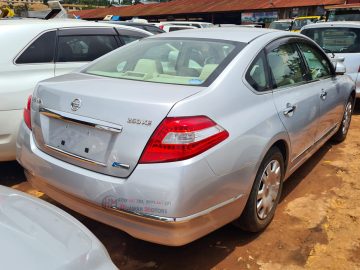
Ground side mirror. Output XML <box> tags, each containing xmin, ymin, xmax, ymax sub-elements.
<box><xmin>335</xmin><ymin>61</ymin><xmax>346</xmax><ymax>75</ymax></box>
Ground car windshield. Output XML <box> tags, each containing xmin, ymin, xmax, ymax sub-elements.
<box><xmin>302</xmin><ymin>27</ymin><xmax>360</xmax><ymax>53</ymax></box>
<box><xmin>85</xmin><ymin>38</ymin><xmax>244</xmax><ymax>86</ymax></box>
<box><xmin>292</xmin><ymin>18</ymin><xmax>317</xmax><ymax>31</ymax></box>
<box><xmin>269</xmin><ymin>21</ymin><xmax>292</xmax><ymax>30</ymax></box>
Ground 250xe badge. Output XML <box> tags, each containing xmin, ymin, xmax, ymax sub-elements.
<box><xmin>127</xmin><ymin>118</ymin><xmax>152</xmax><ymax>126</ymax></box>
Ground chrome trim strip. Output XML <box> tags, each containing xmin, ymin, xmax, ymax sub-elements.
<box><xmin>44</xmin><ymin>144</ymin><xmax>107</xmax><ymax>167</ymax></box>
<box><xmin>39</xmin><ymin>107</ymin><xmax>123</xmax><ymax>133</ymax></box>
<box><xmin>107</xmin><ymin>194</ymin><xmax>244</xmax><ymax>223</ymax></box>
<box><xmin>95</xmin><ymin>125</ymin><xmax>123</xmax><ymax>133</ymax></box>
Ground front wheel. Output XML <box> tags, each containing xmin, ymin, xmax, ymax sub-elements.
<box><xmin>235</xmin><ymin>147</ymin><xmax>284</xmax><ymax>232</ymax></box>
<box><xmin>332</xmin><ymin>96</ymin><xmax>354</xmax><ymax>143</ymax></box>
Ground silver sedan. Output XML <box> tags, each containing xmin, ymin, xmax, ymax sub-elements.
<box><xmin>17</xmin><ymin>28</ymin><xmax>355</xmax><ymax>246</ymax></box>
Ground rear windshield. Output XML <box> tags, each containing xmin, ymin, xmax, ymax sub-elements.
<box><xmin>292</xmin><ymin>18</ymin><xmax>318</xmax><ymax>31</ymax></box>
<box><xmin>302</xmin><ymin>27</ymin><xmax>360</xmax><ymax>53</ymax></box>
<box><xmin>269</xmin><ymin>21</ymin><xmax>292</xmax><ymax>30</ymax></box>
<box><xmin>84</xmin><ymin>38</ymin><xmax>244</xmax><ymax>86</ymax></box>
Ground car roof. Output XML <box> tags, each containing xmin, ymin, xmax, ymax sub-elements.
<box><xmin>156</xmin><ymin>21</ymin><xmax>213</xmax><ymax>25</ymax></box>
<box><xmin>0</xmin><ymin>18</ymin><xmax>150</xmax><ymax>34</ymax></box>
<box><xmin>148</xmin><ymin>27</ymin><xmax>281</xmax><ymax>43</ymax></box>
<box><xmin>102</xmin><ymin>21</ymin><xmax>157</xmax><ymax>27</ymax></box>
<box><xmin>302</xmin><ymin>21</ymin><xmax>360</xmax><ymax>29</ymax></box>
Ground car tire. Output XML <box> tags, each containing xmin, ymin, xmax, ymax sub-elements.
<box><xmin>332</xmin><ymin>96</ymin><xmax>354</xmax><ymax>143</ymax></box>
<box><xmin>235</xmin><ymin>147</ymin><xmax>284</xmax><ymax>232</ymax></box>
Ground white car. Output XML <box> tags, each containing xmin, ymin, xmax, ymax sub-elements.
<box><xmin>153</xmin><ymin>21</ymin><xmax>214</xmax><ymax>30</ymax></box>
<box><xmin>0</xmin><ymin>19</ymin><xmax>150</xmax><ymax>161</ymax></box>
<box><xmin>162</xmin><ymin>24</ymin><xmax>197</xmax><ymax>32</ymax></box>
<box><xmin>0</xmin><ymin>185</ymin><xmax>117</xmax><ymax>269</ymax></box>
<box><xmin>301</xmin><ymin>21</ymin><xmax>360</xmax><ymax>98</ymax></box>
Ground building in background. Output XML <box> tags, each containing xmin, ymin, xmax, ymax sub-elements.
<box><xmin>71</xmin><ymin>0</ymin><xmax>344</xmax><ymax>26</ymax></box>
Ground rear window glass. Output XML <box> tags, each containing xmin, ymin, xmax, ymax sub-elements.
<box><xmin>302</xmin><ymin>27</ymin><xmax>360</xmax><ymax>53</ymax></box>
<box><xmin>292</xmin><ymin>18</ymin><xmax>318</xmax><ymax>31</ymax></box>
<box><xmin>84</xmin><ymin>38</ymin><xmax>244</xmax><ymax>86</ymax></box>
<box><xmin>269</xmin><ymin>21</ymin><xmax>292</xmax><ymax>30</ymax></box>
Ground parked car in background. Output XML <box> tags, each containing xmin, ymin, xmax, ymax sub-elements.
<box><xmin>238</xmin><ymin>24</ymin><xmax>263</xmax><ymax>28</ymax></box>
<box><xmin>0</xmin><ymin>19</ymin><xmax>150</xmax><ymax>162</ymax></box>
<box><xmin>301</xmin><ymin>21</ymin><xmax>360</xmax><ymax>98</ymax></box>
<box><xmin>101</xmin><ymin>20</ymin><xmax>165</xmax><ymax>34</ymax></box>
<box><xmin>17</xmin><ymin>28</ymin><xmax>355</xmax><ymax>246</ymax></box>
<box><xmin>269</xmin><ymin>19</ymin><xmax>293</xmax><ymax>31</ymax></box>
<box><xmin>0</xmin><ymin>185</ymin><xmax>117</xmax><ymax>270</ymax></box>
<box><xmin>291</xmin><ymin>16</ymin><xmax>321</xmax><ymax>32</ymax></box>
<box><xmin>218</xmin><ymin>24</ymin><xmax>262</xmax><ymax>28</ymax></box>
<box><xmin>162</xmin><ymin>24</ymin><xmax>197</xmax><ymax>32</ymax></box>
<box><xmin>152</xmin><ymin>21</ymin><xmax>214</xmax><ymax>30</ymax></box>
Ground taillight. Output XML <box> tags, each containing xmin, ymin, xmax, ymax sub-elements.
<box><xmin>24</xmin><ymin>95</ymin><xmax>32</xmax><ymax>130</ymax></box>
<box><xmin>139</xmin><ymin>116</ymin><xmax>229</xmax><ymax>163</ymax></box>
<box><xmin>159</xmin><ymin>25</ymin><xmax>164</xmax><ymax>30</ymax></box>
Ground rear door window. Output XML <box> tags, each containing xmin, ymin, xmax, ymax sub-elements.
<box><xmin>266</xmin><ymin>43</ymin><xmax>307</xmax><ymax>88</ymax></box>
<box><xmin>57</xmin><ymin>35</ymin><xmax>118</xmax><ymax>62</ymax></box>
<box><xmin>16</xmin><ymin>31</ymin><xmax>56</xmax><ymax>64</ymax></box>
<box><xmin>301</xmin><ymin>27</ymin><xmax>360</xmax><ymax>53</ymax></box>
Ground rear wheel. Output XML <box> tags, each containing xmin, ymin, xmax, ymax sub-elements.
<box><xmin>236</xmin><ymin>147</ymin><xmax>284</xmax><ymax>232</ymax></box>
<box><xmin>332</xmin><ymin>96</ymin><xmax>354</xmax><ymax>143</ymax></box>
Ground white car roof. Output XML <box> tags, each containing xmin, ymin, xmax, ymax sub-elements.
<box><xmin>148</xmin><ymin>27</ymin><xmax>282</xmax><ymax>43</ymax></box>
<box><xmin>302</xmin><ymin>21</ymin><xmax>360</xmax><ymax>30</ymax></box>
<box><xmin>0</xmin><ymin>18</ymin><xmax>150</xmax><ymax>33</ymax></box>
<box><xmin>157</xmin><ymin>21</ymin><xmax>213</xmax><ymax>25</ymax></box>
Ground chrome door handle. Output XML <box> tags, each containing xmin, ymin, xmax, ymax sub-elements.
<box><xmin>320</xmin><ymin>90</ymin><xmax>328</xmax><ymax>100</ymax></box>
<box><xmin>283</xmin><ymin>103</ymin><xmax>297</xmax><ymax>116</ymax></box>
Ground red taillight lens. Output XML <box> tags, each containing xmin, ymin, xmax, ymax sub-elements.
<box><xmin>139</xmin><ymin>116</ymin><xmax>229</xmax><ymax>163</ymax></box>
<box><xmin>24</xmin><ymin>95</ymin><xmax>32</xmax><ymax>130</ymax></box>
<box><xmin>159</xmin><ymin>25</ymin><xmax>164</xmax><ymax>30</ymax></box>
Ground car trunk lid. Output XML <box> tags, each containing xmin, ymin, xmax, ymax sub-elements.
<box><xmin>32</xmin><ymin>73</ymin><xmax>202</xmax><ymax>178</ymax></box>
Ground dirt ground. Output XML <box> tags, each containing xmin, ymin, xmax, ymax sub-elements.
<box><xmin>1</xmin><ymin>103</ymin><xmax>360</xmax><ymax>270</ymax></box>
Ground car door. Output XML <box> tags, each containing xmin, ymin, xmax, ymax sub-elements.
<box><xmin>54</xmin><ymin>27</ymin><xmax>120</xmax><ymax>76</ymax></box>
<box><xmin>297</xmin><ymin>41</ymin><xmax>344</xmax><ymax>142</ymax></box>
<box><xmin>267</xmin><ymin>39</ymin><xmax>320</xmax><ymax>164</ymax></box>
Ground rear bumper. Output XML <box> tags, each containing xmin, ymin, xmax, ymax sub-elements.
<box><xmin>17</xmin><ymin>122</ymin><xmax>249</xmax><ymax>246</ymax></box>
<box><xmin>26</xmin><ymin>171</ymin><xmax>246</xmax><ymax>246</ymax></box>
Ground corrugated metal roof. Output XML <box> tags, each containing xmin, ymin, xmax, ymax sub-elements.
<box><xmin>325</xmin><ymin>3</ymin><xmax>360</xmax><ymax>9</ymax></box>
<box><xmin>71</xmin><ymin>0</ymin><xmax>345</xmax><ymax>19</ymax></box>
